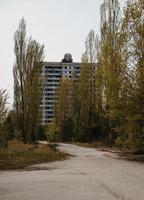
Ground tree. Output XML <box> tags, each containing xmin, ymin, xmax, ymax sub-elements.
<box><xmin>70</xmin><ymin>71</ymin><xmax>81</xmax><ymax>141</ymax></box>
<box><xmin>0</xmin><ymin>89</ymin><xmax>8</xmax><ymax>147</ymax></box>
<box><xmin>13</xmin><ymin>18</ymin><xmax>45</xmax><ymax>143</ymax></box>
<box><xmin>4</xmin><ymin>110</ymin><xmax>15</xmax><ymax>141</ymax></box>
<box><xmin>13</xmin><ymin>18</ymin><xmax>26</xmax><ymax>141</ymax></box>
<box><xmin>24</xmin><ymin>38</ymin><xmax>45</xmax><ymax>143</ymax></box>
<box><xmin>54</xmin><ymin>79</ymin><xmax>72</xmax><ymax>141</ymax></box>
<box><xmin>99</xmin><ymin>0</ymin><xmax>125</xmax><ymax>144</ymax></box>
<box><xmin>121</xmin><ymin>0</ymin><xmax>144</xmax><ymax>152</ymax></box>
<box><xmin>78</xmin><ymin>30</ymin><xmax>98</xmax><ymax>141</ymax></box>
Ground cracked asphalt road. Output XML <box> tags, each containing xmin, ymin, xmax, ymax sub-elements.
<box><xmin>0</xmin><ymin>143</ymin><xmax>144</xmax><ymax>200</ymax></box>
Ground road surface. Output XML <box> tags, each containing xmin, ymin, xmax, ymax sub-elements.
<box><xmin>0</xmin><ymin>143</ymin><xmax>144</xmax><ymax>200</ymax></box>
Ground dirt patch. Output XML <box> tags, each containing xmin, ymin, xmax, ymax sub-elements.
<box><xmin>99</xmin><ymin>148</ymin><xmax>144</xmax><ymax>163</ymax></box>
<box><xmin>117</xmin><ymin>152</ymin><xmax>144</xmax><ymax>163</ymax></box>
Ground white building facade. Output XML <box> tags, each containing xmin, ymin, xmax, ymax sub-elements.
<box><xmin>41</xmin><ymin>54</ymin><xmax>80</xmax><ymax>124</ymax></box>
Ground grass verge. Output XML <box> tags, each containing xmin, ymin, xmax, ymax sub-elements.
<box><xmin>0</xmin><ymin>140</ymin><xmax>68</xmax><ymax>170</ymax></box>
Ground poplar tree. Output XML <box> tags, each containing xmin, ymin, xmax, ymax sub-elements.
<box><xmin>78</xmin><ymin>30</ymin><xmax>97</xmax><ymax>141</ymax></box>
<box><xmin>99</xmin><ymin>0</ymin><xmax>125</xmax><ymax>144</ymax></box>
<box><xmin>13</xmin><ymin>18</ymin><xmax>45</xmax><ymax>143</ymax></box>
<box><xmin>24</xmin><ymin>39</ymin><xmax>44</xmax><ymax>142</ymax></box>
<box><xmin>13</xmin><ymin>18</ymin><xmax>26</xmax><ymax>140</ymax></box>
<box><xmin>121</xmin><ymin>0</ymin><xmax>144</xmax><ymax>151</ymax></box>
<box><xmin>54</xmin><ymin>79</ymin><xmax>72</xmax><ymax>140</ymax></box>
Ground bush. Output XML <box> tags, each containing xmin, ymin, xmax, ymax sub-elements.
<box><xmin>133</xmin><ymin>128</ymin><xmax>144</xmax><ymax>153</ymax></box>
<box><xmin>36</xmin><ymin>124</ymin><xmax>46</xmax><ymax>141</ymax></box>
<box><xmin>46</xmin><ymin>121</ymin><xmax>60</xmax><ymax>151</ymax></box>
<box><xmin>115</xmin><ymin>137</ymin><xmax>123</xmax><ymax>149</ymax></box>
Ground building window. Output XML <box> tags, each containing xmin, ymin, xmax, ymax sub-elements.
<box><xmin>45</xmin><ymin>106</ymin><xmax>53</xmax><ymax>109</ymax></box>
<box><xmin>45</xmin><ymin>97</ymin><xmax>53</xmax><ymax>100</ymax></box>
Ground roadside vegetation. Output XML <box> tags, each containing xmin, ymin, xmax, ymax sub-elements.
<box><xmin>0</xmin><ymin>140</ymin><xmax>67</xmax><ymax>170</ymax></box>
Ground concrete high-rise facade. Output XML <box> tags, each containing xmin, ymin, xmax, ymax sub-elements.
<box><xmin>41</xmin><ymin>54</ymin><xmax>80</xmax><ymax>124</ymax></box>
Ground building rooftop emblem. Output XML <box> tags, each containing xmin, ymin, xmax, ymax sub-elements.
<box><xmin>62</xmin><ymin>53</ymin><xmax>73</xmax><ymax>63</ymax></box>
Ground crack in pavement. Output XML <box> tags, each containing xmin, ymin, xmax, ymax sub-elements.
<box><xmin>98</xmin><ymin>181</ymin><xmax>124</xmax><ymax>200</ymax></box>
<box><xmin>65</xmin><ymin>164</ymin><xmax>123</xmax><ymax>200</ymax></box>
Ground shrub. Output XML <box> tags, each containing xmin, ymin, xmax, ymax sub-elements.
<box><xmin>46</xmin><ymin>121</ymin><xmax>60</xmax><ymax>151</ymax></box>
<box><xmin>115</xmin><ymin>137</ymin><xmax>123</xmax><ymax>149</ymax></box>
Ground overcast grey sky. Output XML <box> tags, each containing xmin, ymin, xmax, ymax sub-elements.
<box><xmin>0</xmin><ymin>0</ymin><xmax>126</xmax><ymax>106</ymax></box>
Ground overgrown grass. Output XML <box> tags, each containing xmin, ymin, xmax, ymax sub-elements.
<box><xmin>0</xmin><ymin>140</ymin><xmax>68</xmax><ymax>170</ymax></box>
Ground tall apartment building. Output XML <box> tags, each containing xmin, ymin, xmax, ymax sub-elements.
<box><xmin>41</xmin><ymin>53</ymin><xmax>80</xmax><ymax>124</ymax></box>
